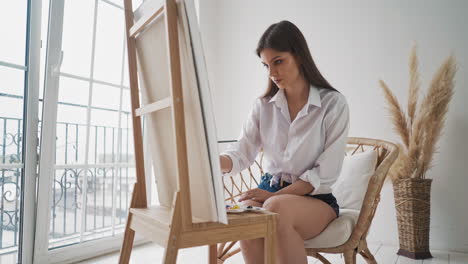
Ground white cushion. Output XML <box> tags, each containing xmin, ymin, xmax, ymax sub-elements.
<box><xmin>332</xmin><ymin>150</ymin><xmax>378</xmax><ymax>210</ymax></box>
<box><xmin>304</xmin><ymin>209</ymin><xmax>360</xmax><ymax>248</ymax></box>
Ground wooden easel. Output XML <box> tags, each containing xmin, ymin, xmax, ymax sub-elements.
<box><xmin>119</xmin><ymin>0</ymin><xmax>278</xmax><ymax>263</ymax></box>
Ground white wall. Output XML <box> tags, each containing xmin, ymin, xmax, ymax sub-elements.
<box><xmin>199</xmin><ymin>0</ymin><xmax>468</xmax><ymax>252</ymax></box>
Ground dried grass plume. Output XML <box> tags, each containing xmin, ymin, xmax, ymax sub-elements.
<box><xmin>380</xmin><ymin>45</ymin><xmax>457</xmax><ymax>181</ymax></box>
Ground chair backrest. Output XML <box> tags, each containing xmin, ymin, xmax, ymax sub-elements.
<box><xmin>342</xmin><ymin>137</ymin><xmax>399</xmax><ymax>246</ymax></box>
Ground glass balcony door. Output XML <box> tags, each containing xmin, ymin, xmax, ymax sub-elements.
<box><xmin>34</xmin><ymin>0</ymin><xmax>144</xmax><ymax>263</ymax></box>
<box><xmin>0</xmin><ymin>0</ymin><xmax>42</xmax><ymax>263</ymax></box>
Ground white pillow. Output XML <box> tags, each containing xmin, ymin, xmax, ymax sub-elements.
<box><xmin>332</xmin><ymin>150</ymin><xmax>378</xmax><ymax>210</ymax></box>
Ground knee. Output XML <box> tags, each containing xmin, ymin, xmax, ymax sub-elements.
<box><xmin>263</xmin><ymin>195</ymin><xmax>295</xmax><ymax>232</ymax></box>
<box><xmin>262</xmin><ymin>195</ymin><xmax>286</xmax><ymax>213</ymax></box>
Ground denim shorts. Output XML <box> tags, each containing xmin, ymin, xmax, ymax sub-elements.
<box><xmin>258</xmin><ymin>173</ymin><xmax>340</xmax><ymax>217</ymax></box>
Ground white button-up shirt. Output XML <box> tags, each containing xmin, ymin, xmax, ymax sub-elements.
<box><xmin>221</xmin><ymin>86</ymin><xmax>349</xmax><ymax>195</ymax></box>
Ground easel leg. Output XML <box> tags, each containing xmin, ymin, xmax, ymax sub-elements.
<box><xmin>163</xmin><ymin>239</ymin><xmax>179</xmax><ymax>264</ymax></box>
<box><xmin>264</xmin><ymin>216</ymin><xmax>277</xmax><ymax>264</ymax></box>
<box><xmin>163</xmin><ymin>192</ymin><xmax>182</xmax><ymax>264</ymax></box>
<box><xmin>119</xmin><ymin>183</ymin><xmax>145</xmax><ymax>263</ymax></box>
<box><xmin>208</xmin><ymin>244</ymin><xmax>217</xmax><ymax>264</ymax></box>
<box><xmin>118</xmin><ymin>213</ymin><xmax>135</xmax><ymax>264</ymax></box>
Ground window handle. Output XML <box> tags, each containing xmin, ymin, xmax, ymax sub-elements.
<box><xmin>52</xmin><ymin>50</ymin><xmax>64</xmax><ymax>73</ymax></box>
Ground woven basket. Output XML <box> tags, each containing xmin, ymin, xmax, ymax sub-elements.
<box><xmin>393</xmin><ymin>178</ymin><xmax>433</xmax><ymax>259</ymax></box>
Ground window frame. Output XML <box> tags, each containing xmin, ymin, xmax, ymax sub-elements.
<box><xmin>33</xmin><ymin>0</ymin><xmax>149</xmax><ymax>263</ymax></box>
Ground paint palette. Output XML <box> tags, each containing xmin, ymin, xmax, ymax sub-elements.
<box><xmin>245</xmin><ymin>205</ymin><xmax>266</xmax><ymax>212</ymax></box>
<box><xmin>226</xmin><ymin>205</ymin><xmax>266</xmax><ymax>213</ymax></box>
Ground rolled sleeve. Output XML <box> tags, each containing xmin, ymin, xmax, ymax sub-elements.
<box><xmin>299</xmin><ymin>169</ymin><xmax>322</xmax><ymax>194</ymax></box>
<box><xmin>220</xmin><ymin>152</ymin><xmax>241</xmax><ymax>177</ymax></box>
<box><xmin>299</xmin><ymin>96</ymin><xmax>350</xmax><ymax>195</ymax></box>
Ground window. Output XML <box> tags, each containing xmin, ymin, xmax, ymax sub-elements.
<box><xmin>34</xmin><ymin>1</ymin><xmax>144</xmax><ymax>262</ymax></box>
<box><xmin>0</xmin><ymin>0</ymin><xmax>30</xmax><ymax>263</ymax></box>
<box><xmin>1</xmin><ymin>1</ymin><xmax>150</xmax><ymax>263</ymax></box>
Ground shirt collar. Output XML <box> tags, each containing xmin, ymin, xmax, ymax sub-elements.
<box><xmin>308</xmin><ymin>86</ymin><xmax>322</xmax><ymax>108</ymax></box>
<box><xmin>269</xmin><ymin>85</ymin><xmax>322</xmax><ymax>108</ymax></box>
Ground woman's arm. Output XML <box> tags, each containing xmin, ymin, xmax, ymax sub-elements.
<box><xmin>238</xmin><ymin>180</ymin><xmax>313</xmax><ymax>202</ymax></box>
<box><xmin>274</xmin><ymin>179</ymin><xmax>314</xmax><ymax>196</ymax></box>
<box><xmin>220</xmin><ymin>99</ymin><xmax>262</xmax><ymax>176</ymax></box>
<box><xmin>298</xmin><ymin>95</ymin><xmax>350</xmax><ymax>195</ymax></box>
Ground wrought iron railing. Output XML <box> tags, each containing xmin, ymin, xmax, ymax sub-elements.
<box><xmin>0</xmin><ymin>117</ymin><xmax>23</xmax><ymax>254</ymax></box>
<box><xmin>0</xmin><ymin>114</ymin><xmax>136</xmax><ymax>254</ymax></box>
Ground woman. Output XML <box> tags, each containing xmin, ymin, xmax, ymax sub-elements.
<box><xmin>219</xmin><ymin>20</ymin><xmax>349</xmax><ymax>264</ymax></box>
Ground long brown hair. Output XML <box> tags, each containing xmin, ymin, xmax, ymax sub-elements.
<box><xmin>256</xmin><ymin>20</ymin><xmax>338</xmax><ymax>99</ymax></box>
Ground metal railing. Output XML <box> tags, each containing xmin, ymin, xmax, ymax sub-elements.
<box><xmin>0</xmin><ymin>114</ymin><xmax>136</xmax><ymax>254</ymax></box>
<box><xmin>0</xmin><ymin>117</ymin><xmax>23</xmax><ymax>254</ymax></box>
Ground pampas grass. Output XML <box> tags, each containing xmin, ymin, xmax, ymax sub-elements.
<box><xmin>380</xmin><ymin>45</ymin><xmax>457</xmax><ymax>181</ymax></box>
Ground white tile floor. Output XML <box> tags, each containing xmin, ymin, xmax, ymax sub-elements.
<box><xmin>76</xmin><ymin>242</ymin><xmax>468</xmax><ymax>264</ymax></box>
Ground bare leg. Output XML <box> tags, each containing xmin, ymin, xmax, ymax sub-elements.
<box><xmin>240</xmin><ymin>238</ymin><xmax>264</xmax><ymax>264</ymax></box>
<box><xmin>263</xmin><ymin>194</ymin><xmax>337</xmax><ymax>264</ymax></box>
<box><xmin>239</xmin><ymin>199</ymin><xmax>265</xmax><ymax>264</ymax></box>
<box><xmin>275</xmin><ymin>218</ymin><xmax>308</xmax><ymax>264</ymax></box>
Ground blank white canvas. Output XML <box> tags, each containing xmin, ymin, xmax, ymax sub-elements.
<box><xmin>134</xmin><ymin>0</ymin><xmax>227</xmax><ymax>224</ymax></box>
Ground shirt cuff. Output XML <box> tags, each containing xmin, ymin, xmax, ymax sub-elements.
<box><xmin>220</xmin><ymin>152</ymin><xmax>240</xmax><ymax>177</ymax></box>
<box><xmin>299</xmin><ymin>169</ymin><xmax>321</xmax><ymax>195</ymax></box>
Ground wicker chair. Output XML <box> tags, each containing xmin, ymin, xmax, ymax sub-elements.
<box><xmin>215</xmin><ymin>137</ymin><xmax>399</xmax><ymax>264</ymax></box>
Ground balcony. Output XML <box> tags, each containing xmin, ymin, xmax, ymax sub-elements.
<box><xmin>0</xmin><ymin>93</ymin><xmax>136</xmax><ymax>255</ymax></box>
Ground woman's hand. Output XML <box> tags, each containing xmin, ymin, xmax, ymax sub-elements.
<box><xmin>238</xmin><ymin>188</ymin><xmax>275</xmax><ymax>203</ymax></box>
<box><xmin>219</xmin><ymin>155</ymin><xmax>233</xmax><ymax>173</ymax></box>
